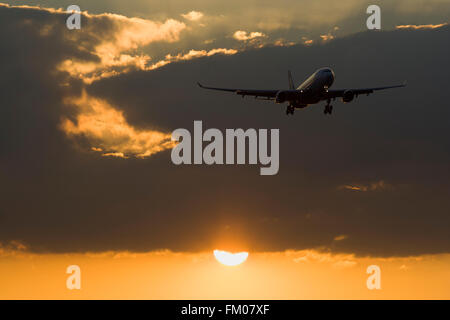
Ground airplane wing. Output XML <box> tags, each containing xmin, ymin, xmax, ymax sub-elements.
<box><xmin>324</xmin><ymin>83</ymin><xmax>406</xmax><ymax>99</ymax></box>
<box><xmin>197</xmin><ymin>82</ymin><xmax>279</xmax><ymax>100</ymax></box>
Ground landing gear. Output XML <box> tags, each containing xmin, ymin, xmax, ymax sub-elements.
<box><xmin>286</xmin><ymin>105</ymin><xmax>295</xmax><ymax>115</ymax></box>
<box><xmin>324</xmin><ymin>104</ymin><xmax>333</xmax><ymax>114</ymax></box>
<box><xmin>324</xmin><ymin>100</ymin><xmax>333</xmax><ymax>115</ymax></box>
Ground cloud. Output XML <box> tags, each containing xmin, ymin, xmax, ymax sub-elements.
<box><xmin>102</xmin><ymin>152</ymin><xmax>128</xmax><ymax>158</ymax></box>
<box><xmin>96</xmin><ymin>15</ymin><xmax>185</xmax><ymax>51</ymax></box>
<box><xmin>396</xmin><ymin>23</ymin><xmax>448</xmax><ymax>29</ymax></box>
<box><xmin>340</xmin><ymin>185</ymin><xmax>367</xmax><ymax>191</ymax></box>
<box><xmin>320</xmin><ymin>33</ymin><xmax>335</xmax><ymax>41</ymax></box>
<box><xmin>0</xmin><ymin>241</ymin><xmax>28</xmax><ymax>257</ymax></box>
<box><xmin>233</xmin><ymin>30</ymin><xmax>266</xmax><ymax>41</ymax></box>
<box><xmin>301</xmin><ymin>37</ymin><xmax>314</xmax><ymax>45</ymax></box>
<box><xmin>6</xmin><ymin>1</ymin><xmax>448</xmax><ymax>56</ymax></box>
<box><xmin>61</xmin><ymin>92</ymin><xmax>175</xmax><ymax>158</ymax></box>
<box><xmin>0</xmin><ymin>2</ymin><xmax>64</xmax><ymax>13</ymax></box>
<box><xmin>273</xmin><ymin>39</ymin><xmax>297</xmax><ymax>47</ymax></box>
<box><xmin>288</xmin><ymin>249</ymin><xmax>357</xmax><ymax>268</ymax></box>
<box><xmin>181</xmin><ymin>11</ymin><xmax>204</xmax><ymax>21</ymax></box>
<box><xmin>166</xmin><ymin>47</ymin><xmax>238</xmax><ymax>60</ymax></box>
<box><xmin>146</xmin><ymin>48</ymin><xmax>238</xmax><ymax>70</ymax></box>
<box><xmin>57</xmin><ymin>13</ymin><xmax>187</xmax><ymax>83</ymax></box>
<box><xmin>0</xmin><ymin>3</ymin><xmax>188</xmax><ymax>83</ymax></box>
<box><xmin>50</xmin><ymin>7</ymin><xmax>237</xmax><ymax>83</ymax></box>
<box><xmin>338</xmin><ymin>181</ymin><xmax>392</xmax><ymax>192</ymax></box>
<box><xmin>334</xmin><ymin>235</ymin><xmax>348</xmax><ymax>241</ymax></box>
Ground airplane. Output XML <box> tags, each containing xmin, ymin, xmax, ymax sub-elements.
<box><xmin>198</xmin><ymin>67</ymin><xmax>406</xmax><ymax>115</ymax></box>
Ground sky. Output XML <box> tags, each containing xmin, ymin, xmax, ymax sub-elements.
<box><xmin>0</xmin><ymin>1</ymin><xmax>449</xmax><ymax>299</ymax></box>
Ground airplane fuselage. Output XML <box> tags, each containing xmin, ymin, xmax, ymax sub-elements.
<box><xmin>278</xmin><ymin>67</ymin><xmax>335</xmax><ymax>108</ymax></box>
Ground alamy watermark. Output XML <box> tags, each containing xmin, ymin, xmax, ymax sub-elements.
<box><xmin>367</xmin><ymin>5</ymin><xmax>381</xmax><ymax>30</ymax></box>
<box><xmin>66</xmin><ymin>5</ymin><xmax>81</xmax><ymax>30</ymax></box>
<box><xmin>366</xmin><ymin>265</ymin><xmax>381</xmax><ymax>290</ymax></box>
<box><xmin>171</xmin><ymin>121</ymin><xmax>279</xmax><ymax>176</ymax></box>
<box><xmin>66</xmin><ymin>265</ymin><xmax>81</xmax><ymax>290</ymax></box>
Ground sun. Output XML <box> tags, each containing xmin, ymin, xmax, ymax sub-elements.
<box><xmin>213</xmin><ymin>250</ymin><xmax>249</xmax><ymax>266</ymax></box>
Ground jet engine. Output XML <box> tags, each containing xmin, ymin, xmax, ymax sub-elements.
<box><xmin>275</xmin><ymin>90</ymin><xmax>299</xmax><ymax>104</ymax></box>
<box><xmin>342</xmin><ymin>90</ymin><xmax>355</xmax><ymax>103</ymax></box>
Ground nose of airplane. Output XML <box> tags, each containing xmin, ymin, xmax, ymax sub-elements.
<box><xmin>325</xmin><ymin>70</ymin><xmax>334</xmax><ymax>88</ymax></box>
<box><xmin>329</xmin><ymin>71</ymin><xmax>334</xmax><ymax>86</ymax></box>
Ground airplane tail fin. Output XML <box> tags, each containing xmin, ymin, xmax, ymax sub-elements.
<box><xmin>288</xmin><ymin>70</ymin><xmax>295</xmax><ymax>90</ymax></box>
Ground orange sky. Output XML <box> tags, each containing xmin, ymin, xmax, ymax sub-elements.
<box><xmin>1</xmin><ymin>249</ymin><xmax>449</xmax><ymax>299</ymax></box>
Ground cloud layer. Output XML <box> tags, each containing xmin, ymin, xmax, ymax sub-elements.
<box><xmin>62</xmin><ymin>92</ymin><xmax>175</xmax><ymax>158</ymax></box>
<box><xmin>0</xmin><ymin>3</ymin><xmax>449</xmax><ymax>258</ymax></box>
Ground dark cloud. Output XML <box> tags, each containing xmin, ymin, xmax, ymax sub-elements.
<box><xmin>5</xmin><ymin>0</ymin><xmax>450</xmax><ymax>49</ymax></box>
<box><xmin>0</xmin><ymin>5</ymin><xmax>449</xmax><ymax>256</ymax></box>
